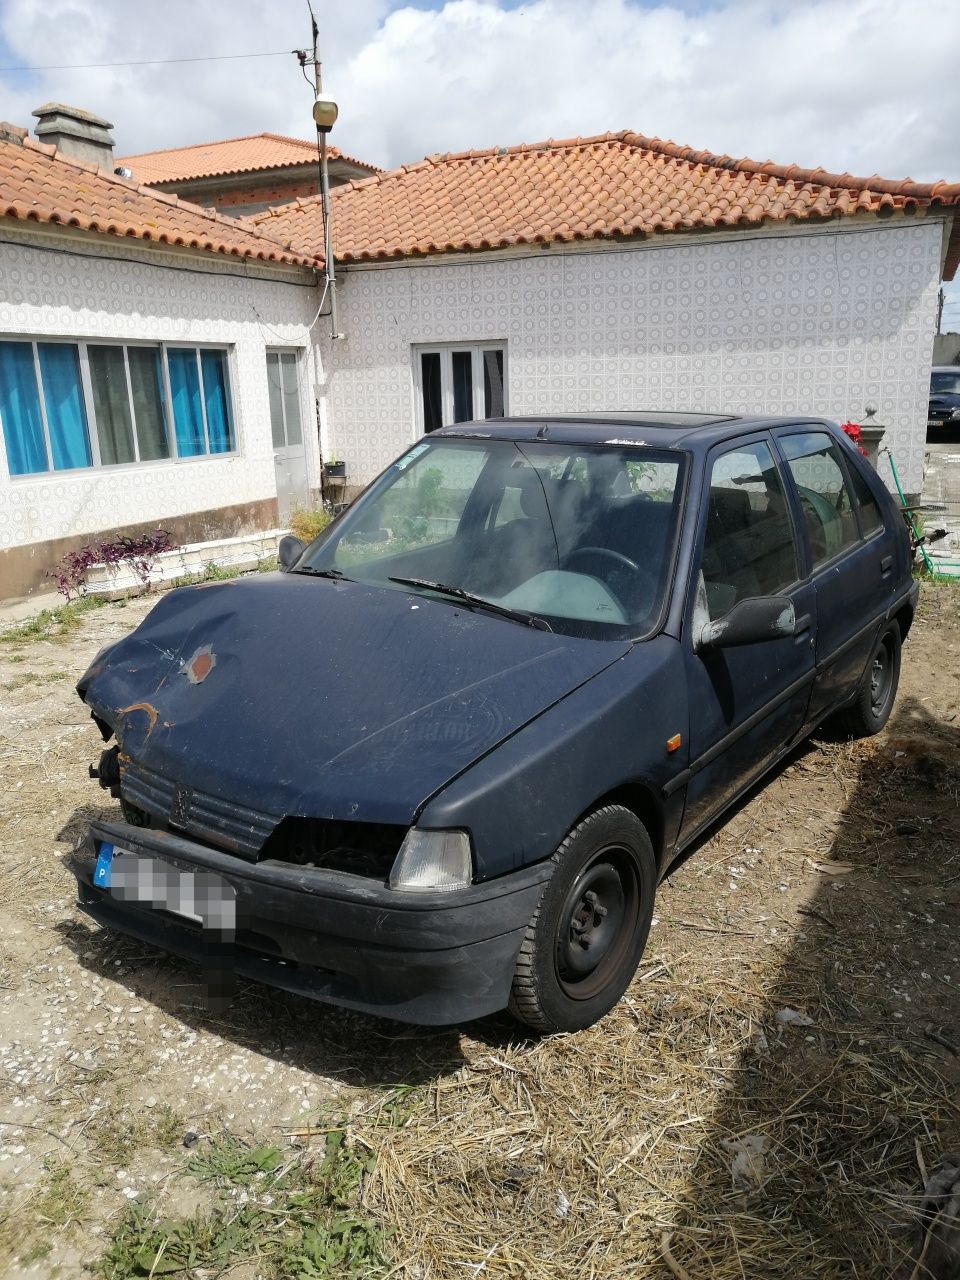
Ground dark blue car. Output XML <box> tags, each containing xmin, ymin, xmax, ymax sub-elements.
<box><xmin>928</xmin><ymin>366</ymin><xmax>960</xmax><ymax>430</ymax></box>
<box><xmin>74</xmin><ymin>413</ymin><xmax>916</xmax><ymax>1032</ymax></box>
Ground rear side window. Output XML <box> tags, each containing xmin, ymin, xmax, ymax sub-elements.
<box><xmin>780</xmin><ymin>432</ymin><xmax>859</xmax><ymax>570</ymax></box>
<box><xmin>699</xmin><ymin>441</ymin><xmax>798</xmax><ymax>621</ymax></box>
<box><xmin>846</xmin><ymin>462</ymin><xmax>883</xmax><ymax>536</ymax></box>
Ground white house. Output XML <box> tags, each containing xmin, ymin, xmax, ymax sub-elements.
<box><xmin>258</xmin><ymin>132</ymin><xmax>960</xmax><ymax>500</ymax></box>
<box><xmin>0</xmin><ymin>111</ymin><xmax>324</xmax><ymax>599</ymax></box>
<box><xmin>1</xmin><ymin>115</ymin><xmax>958</xmax><ymax>600</ymax></box>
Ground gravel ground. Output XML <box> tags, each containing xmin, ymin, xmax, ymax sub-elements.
<box><xmin>0</xmin><ymin>582</ymin><xmax>958</xmax><ymax>1278</ymax></box>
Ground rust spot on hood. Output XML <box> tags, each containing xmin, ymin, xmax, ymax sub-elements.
<box><xmin>183</xmin><ymin>645</ymin><xmax>216</xmax><ymax>685</ymax></box>
<box><xmin>117</xmin><ymin>702</ymin><xmax>159</xmax><ymax>735</ymax></box>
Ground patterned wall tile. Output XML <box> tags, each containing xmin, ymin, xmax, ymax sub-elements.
<box><xmin>324</xmin><ymin>221</ymin><xmax>941</xmax><ymax>495</ymax></box>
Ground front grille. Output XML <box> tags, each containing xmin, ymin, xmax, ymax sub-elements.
<box><xmin>121</xmin><ymin>759</ymin><xmax>279</xmax><ymax>860</ymax></box>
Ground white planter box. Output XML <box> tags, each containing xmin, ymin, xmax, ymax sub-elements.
<box><xmin>83</xmin><ymin>529</ymin><xmax>287</xmax><ymax>599</ymax></box>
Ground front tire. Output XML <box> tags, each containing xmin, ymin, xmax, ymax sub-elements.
<box><xmin>835</xmin><ymin>620</ymin><xmax>901</xmax><ymax>737</ymax></box>
<box><xmin>508</xmin><ymin>805</ymin><xmax>656</xmax><ymax>1033</ymax></box>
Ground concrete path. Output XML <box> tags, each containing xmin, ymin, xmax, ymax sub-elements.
<box><xmin>921</xmin><ymin>442</ymin><xmax>960</xmax><ymax>575</ymax></box>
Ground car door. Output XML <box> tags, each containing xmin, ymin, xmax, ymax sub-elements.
<box><xmin>676</xmin><ymin>435</ymin><xmax>817</xmax><ymax>843</ymax></box>
<box><xmin>773</xmin><ymin>428</ymin><xmax>898</xmax><ymax>725</ymax></box>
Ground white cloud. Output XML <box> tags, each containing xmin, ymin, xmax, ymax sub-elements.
<box><xmin>1</xmin><ymin>0</ymin><xmax>959</xmax><ymax>317</ymax></box>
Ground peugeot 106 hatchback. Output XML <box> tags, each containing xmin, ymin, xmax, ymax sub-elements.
<box><xmin>72</xmin><ymin>413</ymin><xmax>916</xmax><ymax>1032</ymax></box>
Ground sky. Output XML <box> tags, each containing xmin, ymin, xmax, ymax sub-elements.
<box><xmin>1</xmin><ymin>0</ymin><xmax>959</xmax><ymax>326</ymax></box>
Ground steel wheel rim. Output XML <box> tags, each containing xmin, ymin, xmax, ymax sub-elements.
<box><xmin>555</xmin><ymin>851</ymin><xmax>641</xmax><ymax>1001</ymax></box>
<box><xmin>870</xmin><ymin>639</ymin><xmax>892</xmax><ymax>714</ymax></box>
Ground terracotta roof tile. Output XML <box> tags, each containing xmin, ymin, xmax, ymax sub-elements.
<box><xmin>253</xmin><ymin>130</ymin><xmax>960</xmax><ymax>277</ymax></box>
<box><xmin>117</xmin><ymin>132</ymin><xmax>377</xmax><ymax>183</ymax></box>
<box><xmin>0</xmin><ymin>126</ymin><xmax>317</xmax><ymax>267</ymax></box>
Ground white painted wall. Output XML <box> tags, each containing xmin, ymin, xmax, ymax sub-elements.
<box><xmin>0</xmin><ymin>227</ymin><xmax>323</xmax><ymax>557</ymax></box>
<box><xmin>322</xmin><ymin>218</ymin><xmax>943</xmax><ymax>496</ymax></box>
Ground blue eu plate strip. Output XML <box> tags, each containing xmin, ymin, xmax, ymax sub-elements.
<box><xmin>94</xmin><ymin>842</ymin><xmax>114</xmax><ymax>888</ymax></box>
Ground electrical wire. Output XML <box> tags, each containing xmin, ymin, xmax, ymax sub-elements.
<box><xmin>252</xmin><ymin>279</ymin><xmax>329</xmax><ymax>345</ymax></box>
<box><xmin>0</xmin><ymin>50</ymin><xmax>293</xmax><ymax>73</ymax></box>
<box><xmin>0</xmin><ymin>235</ymin><xmax>317</xmax><ymax>285</ymax></box>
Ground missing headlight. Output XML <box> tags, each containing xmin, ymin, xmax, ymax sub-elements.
<box><xmin>258</xmin><ymin>817</ymin><xmax>407</xmax><ymax>881</ymax></box>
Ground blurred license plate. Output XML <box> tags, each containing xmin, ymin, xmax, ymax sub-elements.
<box><xmin>93</xmin><ymin>841</ymin><xmax>235</xmax><ymax>932</ymax></box>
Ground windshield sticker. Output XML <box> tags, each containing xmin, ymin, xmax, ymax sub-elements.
<box><xmin>395</xmin><ymin>442</ymin><xmax>431</xmax><ymax>471</ymax></box>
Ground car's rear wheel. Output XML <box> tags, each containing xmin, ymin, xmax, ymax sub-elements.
<box><xmin>508</xmin><ymin>805</ymin><xmax>656</xmax><ymax>1033</ymax></box>
<box><xmin>834</xmin><ymin>620</ymin><xmax>901</xmax><ymax>737</ymax></box>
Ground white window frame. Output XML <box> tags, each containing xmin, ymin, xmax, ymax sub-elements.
<box><xmin>265</xmin><ymin>348</ymin><xmax>305</xmax><ymax>450</ymax></box>
<box><xmin>0</xmin><ymin>334</ymin><xmax>239</xmax><ymax>479</ymax></box>
<box><xmin>412</xmin><ymin>342</ymin><xmax>507</xmax><ymax>434</ymax></box>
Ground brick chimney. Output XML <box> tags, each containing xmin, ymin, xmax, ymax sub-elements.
<box><xmin>31</xmin><ymin>103</ymin><xmax>115</xmax><ymax>168</ymax></box>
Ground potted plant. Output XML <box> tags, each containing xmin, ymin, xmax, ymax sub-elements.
<box><xmin>324</xmin><ymin>457</ymin><xmax>346</xmax><ymax>479</ymax></box>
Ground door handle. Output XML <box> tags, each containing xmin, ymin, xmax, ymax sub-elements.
<box><xmin>793</xmin><ymin>613</ymin><xmax>813</xmax><ymax>646</ymax></box>
<box><xmin>880</xmin><ymin>554</ymin><xmax>893</xmax><ymax>574</ymax></box>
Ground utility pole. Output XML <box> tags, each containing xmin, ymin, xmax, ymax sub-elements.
<box><xmin>303</xmin><ymin>2</ymin><xmax>340</xmax><ymax>340</ymax></box>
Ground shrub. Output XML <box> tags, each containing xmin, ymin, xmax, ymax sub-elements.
<box><xmin>49</xmin><ymin>529</ymin><xmax>176</xmax><ymax>600</ymax></box>
<box><xmin>289</xmin><ymin>503</ymin><xmax>332</xmax><ymax>544</ymax></box>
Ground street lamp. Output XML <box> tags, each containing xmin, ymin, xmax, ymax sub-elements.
<box><xmin>312</xmin><ymin>94</ymin><xmax>338</xmax><ymax>133</ymax></box>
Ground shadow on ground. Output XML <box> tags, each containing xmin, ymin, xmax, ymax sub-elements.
<box><xmin>666</xmin><ymin>693</ymin><xmax>960</xmax><ymax>1279</ymax></box>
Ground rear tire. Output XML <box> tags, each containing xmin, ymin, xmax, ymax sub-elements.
<box><xmin>508</xmin><ymin>805</ymin><xmax>656</xmax><ymax>1033</ymax></box>
<box><xmin>834</xmin><ymin>621</ymin><xmax>901</xmax><ymax>738</ymax></box>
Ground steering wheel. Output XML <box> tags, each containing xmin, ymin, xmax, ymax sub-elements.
<box><xmin>563</xmin><ymin>546</ymin><xmax>641</xmax><ymax>577</ymax></box>
<box><xmin>561</xmin><ymin>546</ymin><xmax>656</xmax><ymax>615</ymax></box>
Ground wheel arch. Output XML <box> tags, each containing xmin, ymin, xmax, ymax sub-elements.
<box><xmin>577</xmin><ymin>782</ymin><xmax>665</xmax><ymax>866</ymax></box>
<box><xmin>892</xmin><ymin>599</ymin><xmax>914</xmax><ymax>643</ymax></box>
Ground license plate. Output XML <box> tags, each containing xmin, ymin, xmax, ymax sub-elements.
<box><xmin>94</xmin><ymin>840</ymin><xmax>236</xmax><ymax>933</ymax></box>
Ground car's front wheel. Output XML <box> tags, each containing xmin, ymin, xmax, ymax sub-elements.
<box><xmin>508</xmin><ymin>805</ymin><xmax>656</xmax><ymax>1033</ymax></box>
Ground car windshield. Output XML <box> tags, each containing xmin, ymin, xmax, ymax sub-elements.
<box><xmin>300</xmin><ymin>438</ymin><xmax>686</xmax><ymax>640</ymax></box>
<box><xmin>931</xmin><ymin>371</ymin><xmax>960</xmax><ymax>395</ymax></box>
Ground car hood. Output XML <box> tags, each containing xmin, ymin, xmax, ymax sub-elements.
<box><xmin>78</xmin><ymin>572</ymin><xmax>631</xmax><ymax>830</ymax></box>
<box><xmin>929</xmin><ymin>392</ymin><xmax>960</xmax><ymax>408</ymax></box>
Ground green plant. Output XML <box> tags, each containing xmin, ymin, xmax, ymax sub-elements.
<box><xmin>289</xmin><ymin>504</ymin><xmax>333</xmax><ymax>544</ymax></box>
<box><xmin>0</xmin><ymin>594</ymin><xmax>107</xmax><ymax>644</ymax></box>
<box><xmin>96</xmin><ymin>1130</ymin><xmax>390</xmax><ymax>1280</ymax></box>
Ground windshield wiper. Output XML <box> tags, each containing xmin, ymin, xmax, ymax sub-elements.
<box><xmin>290</xmin><ymin>566</ymin><xmax>349</xmax><ymax>581</ymax></box>
<box><xmin>388</xmin><ymin>576</ymin><xmax>552</xmax><ymax>631</ymax></box>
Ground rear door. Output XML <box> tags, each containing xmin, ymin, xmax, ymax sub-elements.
<box><xmin>773</xmin><ymin>428</ymin><xmax>898</xmax><ymax>725</ymax></box>
<box><xmin>677</xmin><ymin>435</ymin><xmax>817</xmax><ymax>842</ymax></box>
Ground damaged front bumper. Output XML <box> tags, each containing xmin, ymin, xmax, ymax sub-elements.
<box><xmin>71</xmin><ymin>820</ymin><xmax>550</xmax><ymax>1025</ymax></box>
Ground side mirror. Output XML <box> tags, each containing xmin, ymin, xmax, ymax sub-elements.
<box><xmin>278</xmin><ymin>535</ymin><xmax>305</xmax><ymax>571</ymax></box>
<box><xmin>697</xmin><ymin>595</ymin><xmax>796</xmax><ymax>651</ymax></box>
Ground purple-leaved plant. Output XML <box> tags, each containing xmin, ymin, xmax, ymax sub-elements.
<box><xmin>49</xmin><ymin>529</ymin><xmax>176</xmax><ymax>600</ymax></box>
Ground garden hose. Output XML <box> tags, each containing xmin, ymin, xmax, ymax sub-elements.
<box><xmin>883</xmin><ymin>447</ymin><xmax>960</xmax><ymax>572</ymax></box>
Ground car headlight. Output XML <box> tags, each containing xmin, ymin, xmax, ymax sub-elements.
<box><xmin>951</xmin><ymin>408</ymin><xmax>960</xmax><ymax>420</ymax></box>
<box><xmin>388</xmin><ymin>828</ymin><xmax>473</xmax><ymax>892</ymax></box>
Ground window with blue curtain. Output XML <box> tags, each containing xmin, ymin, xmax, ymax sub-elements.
<box><xmin>167</xmin><ymin>348</ymin><xmax>205</xmax><ymax>457</ymax></box>
<box><xmin>200</xmin><ymin>349</ymin><xmax>234</xmax><ymax>454</ymax></box>
<box><xmin>37</xmin><ymin>344</ymin><xmax>92</xmax><ymax>470</ymax></box>
<box><xmin>0</xmin><ymin>338</ymin><xmax>235</xmax><ymax>475</ymax></box>
<box><xmin>0</xmin><ymin>341</ymin><xmax>48</xmax><ymax>475</ymax></box>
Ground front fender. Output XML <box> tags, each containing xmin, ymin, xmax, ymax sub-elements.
<box><xmin>418</xmin><ymin>635</ymin><xmax>689</xmax><ymax>880</ymax></box>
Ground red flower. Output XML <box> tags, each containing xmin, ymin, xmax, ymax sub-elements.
<box><xmin>839</xmin><ymin>421</ymin><xmax>867</xmax><ymax>455</ymax></box>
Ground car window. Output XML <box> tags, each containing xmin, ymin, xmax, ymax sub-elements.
<box><xmin>845</xmin><ymin>461</ymin><xmax>882</xmax><ymax>537</ymax></box>
<box><xmin>779</xmin><ymin>432</ymin><xmax>859</xmax><ymax>569</ymax></box>
<box><xmin>335</xmin><ymin>442</ymin><xmax>489</xmax><ymax>567</ymax></box>
<box><xmin>306</xmin><ymin>438</ymin><xmax>686</xmax><ymax>640</ymax></box>
<box><xmin>932</xmin><ymin>371</ymin><xmax>960</xmax><ymax>395</ymax></box>
<box><xmin>699</xmin><ymin>441</ymin><xmax>798</xmax><ymax>621</ymax></box>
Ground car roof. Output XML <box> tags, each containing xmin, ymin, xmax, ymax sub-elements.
<box><xmin>932</xmin><ymin>366</ymin><xmax>960</xmax><ymax>373</ymax></box>
<box><xmin>434</xmin><ymin>412</ymin><xmax>838</xmax><ymax>451</ymax></box>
